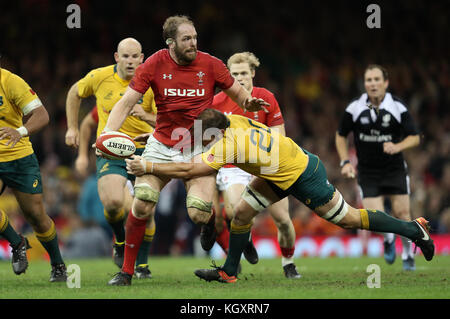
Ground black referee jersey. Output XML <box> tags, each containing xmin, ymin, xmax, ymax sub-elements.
<box><xmin>337</xmin><ymin>92</ymin><xmax>419</xmax><ymax>175</ymax></box>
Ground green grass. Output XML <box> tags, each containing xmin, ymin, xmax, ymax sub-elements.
<box><xmin>0</xmin><ymin>256</ymin><xmax>449</xmax><ymax>299</ymax></box>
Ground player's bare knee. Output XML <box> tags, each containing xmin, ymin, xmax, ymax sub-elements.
<box><xmin>186</xmin><ymin>195</ymin><xmax>212</xmax><ymax>224</ymax></box>
<box><xmin>187</xmin><ymin>208</ymin><xmax>211</xmax><ymax>225</ymax></box>
<box><xmin>132</xmin><ymin>198</ymin><xmax>155</xmax><ymax>219</ymax></box>
<box><xmin>103</xmin><ymin>198</ymin><xmax>123</xmax><ymax>213</ymax></box>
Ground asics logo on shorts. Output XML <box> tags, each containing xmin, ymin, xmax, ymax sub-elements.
<box><xmin>33</xmin><ymin>179</ymin><xmax>38</xmax><ymax>188</ymax></box>
<box><xmin>100</xmin><ymin>163</ymin><xmax>110</xmax><ymax>173</ymax></box>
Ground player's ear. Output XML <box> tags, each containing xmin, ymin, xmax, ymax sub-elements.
<box><xmin>114</xmin><ymin>52</ymin><xmax>119</xmax><ymax>63</ymax></box>
<box><xmin>139</xmin><ymin>53</ymin><xmax>144</xmax><ymax>63</ymax></box>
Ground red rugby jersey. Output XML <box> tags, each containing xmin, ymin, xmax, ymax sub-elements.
<box><xmin>90</xmin><ymin>105</ymin><xmax>99</xmax><ymax>123</ymax></box>
<box><xmin>211</xmin><ymin>87</ymin><xmax>284</xmax><ymax>126</ymax></box>
<box><xmin>129</xmin><ymin>49</ymin><xmax>234</xmax><ymax>147</ymax></box>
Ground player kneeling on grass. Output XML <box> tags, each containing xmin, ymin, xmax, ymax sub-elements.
<box><xmin>125</xmin><ymin>109</ymin><xmax>434</xmax><ymax>283</ymax></box>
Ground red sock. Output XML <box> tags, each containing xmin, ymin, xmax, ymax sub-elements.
<box><xmin>122</xmin><ymin>211</ymin><xmax>148</xmax><ymax>275</ymax></box>
<box><xmin>280</xmin><ymin>246</ymin><xmax>295</xmax><ymax>258</ymax></box>
<box><xmin>216</xmin><ymin>221</ymin><xmax>230</xmax><ymax>254</ymax></box>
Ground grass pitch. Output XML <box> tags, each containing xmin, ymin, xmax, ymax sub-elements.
<box><xmin>0</xmin><ymin>256</ymin><xmax>449</xmax><ymax>299</ymax></box>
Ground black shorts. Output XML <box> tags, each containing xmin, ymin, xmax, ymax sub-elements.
<box><xmin>358</xmin><ymin>170</ymin><xmax>410</xmax><ymax>198</ymax></box>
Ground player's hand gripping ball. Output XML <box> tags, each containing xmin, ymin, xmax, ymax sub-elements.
<box><xmin>95</xmin><ymin>131</ymin><xmax>136</xmax><ymax>160</ymax></box>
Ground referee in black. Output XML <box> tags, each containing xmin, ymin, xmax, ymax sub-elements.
<box><xmin>335</xmin><ymin>64</ymin><xmax>421</xmax><ymax>271</ymax></box>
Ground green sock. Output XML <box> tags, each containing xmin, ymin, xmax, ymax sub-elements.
<box><xmin>0</xmin><ymin>210</ymin><xmax>22</xmax><ymax>246</ymax></box>
<box><xmin>104</xmin><ymin>209</ymin><xmax>126</xmax><ymax>243</ymax></box>
<box><xmin>222</xmin><ymin>221</ymin><xmax>252</xmax><ymax>276</ymax></box>
<box><xmin>1</xmin><ymin>225</ymin><xmax>23</xmax><ymax>247</ymax></box>
<box><xmin>136</xmin><ymin>239</ymin><xmax>152</xmax><ymax>266</ymax></box>
<box><xmin>35</xmin><ymin>222</ymin><xmax>64</xmax><ymax>265</ymax></box>
<box><xmin>360</xmin><ymin>209</ymin><xmax>420</xmax><ymax>240</ymax></box>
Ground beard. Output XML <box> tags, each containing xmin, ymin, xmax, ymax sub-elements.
<box><xmin>173</xmin><ymin>44</ymin><xmax>197</xmax><ymax>64</ymax></box>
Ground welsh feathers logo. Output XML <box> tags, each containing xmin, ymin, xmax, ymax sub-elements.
<box><xmin>196</xmin><ymin>71</ymin><xmax>205</xmax><ymax>85</ymax></box>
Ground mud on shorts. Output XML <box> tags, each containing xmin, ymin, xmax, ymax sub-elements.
<box><xmin>96</xmin><ymin>148</ymin><xmax>144</xmax><ymax>181</ymax></box>
<box><xmin>0</xmin><ymin>153</ymin><xmax>43</xmax><ymax>195</ymax></box>
<box><xmin>267</xmin><ymin>149</ymin><xmax>335</xmax><ymax>210</ymax></box>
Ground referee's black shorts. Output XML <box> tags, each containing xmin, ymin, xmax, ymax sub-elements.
<box><xmin>358</xmin><ymin>169</ymin><xmax>410</xmax><ymax>198</ymax></box>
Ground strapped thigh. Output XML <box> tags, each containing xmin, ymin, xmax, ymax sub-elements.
<box><xmin>321</xmin><ymin>192</ymin><xmax>349</xmax><ymax>224</ymax></box>
<box><xmin>241</xmin><ymin>185</ymin><xmax>274</xmax><ymax>212</ymax></box>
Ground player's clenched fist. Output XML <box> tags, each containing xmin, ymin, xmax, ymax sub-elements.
<box><xmin>341</xmin><ymin>162</ymin><xmax>356</xmax><ymax>179</ymax></box>
<box><xmin>65</xmin><ymin>127</ymin><xmax>79</xmax><ymax>148</ymax></box>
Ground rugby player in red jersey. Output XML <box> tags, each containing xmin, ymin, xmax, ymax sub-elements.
<box><xmin>211</xmin><ymin>52</ymin><xmax>300</xmax><ymax>278</ymax></box>
<box><xmin>100</xmin><ymin>15</ymin><xmax>269</xmax><ymax>285</ymax></box>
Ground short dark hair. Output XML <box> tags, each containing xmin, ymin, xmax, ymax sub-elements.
<box><xmin>197</xmin><ymin>109</ymin><xmax>229</xmax><ymax>132</ymax></box>
<box><xmin>162</xmin><ymin>15</ymin><xmax>194</xmax><ymax>44</ymax></box>
<box><xmin>365</xmin><ymin>64</ymin><xmax>389</xmax><ymax>81</ymax></box>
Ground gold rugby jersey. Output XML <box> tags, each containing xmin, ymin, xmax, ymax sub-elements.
<box><xmin>0</xmin><ymin>68</ymin><xmax>42</xmax><ymax>162</ymax></box>
<box><xmin>202</xmin><ymin>114</ymin><xmax>308</xmax><ymax>190</ymax></box>
<box><xmin>77</xmin><ymin>64</ymin><xmax>156</xmax><ymax>147</ymax></box>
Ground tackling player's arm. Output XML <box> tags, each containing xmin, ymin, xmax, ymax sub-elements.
<box><xmin>65</xmin><ymin>82</ymin><xmax>83</xmax><ymax>147</ymax></box>
<box><xmin>125</xmin><ymin>154</ymin><xmax>216</xmax><ymax>179</ymax></box>
<box><xmin>223</xmin><ymin>80</ymin><xmax>269</xmax><ymax>112</ymax></box>
<box><xmin>104</xmin><ymin>86</ymin><xmax>143</xmax><ymax>131</ymax></box>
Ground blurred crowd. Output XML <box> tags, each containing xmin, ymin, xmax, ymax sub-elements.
<box><xmin>0</xmin><ymin>1</ymin><xmax>448</xmax><ymax>257</ymax></box>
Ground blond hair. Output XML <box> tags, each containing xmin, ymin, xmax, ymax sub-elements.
<box><xmin>227</xmin><ymin>52</ymin><xmax>260</xmax><ymax>71</ymax></box>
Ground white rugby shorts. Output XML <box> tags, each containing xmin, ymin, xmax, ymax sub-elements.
<box><xmin>142</xmin><ymin>134</ymin><xmax>204</xmax><ymax>163</ymax></box>
<box><xmin>216</xmin><ymin>166</ymin><xmax>253</xmax><ymax>192</ymax></box>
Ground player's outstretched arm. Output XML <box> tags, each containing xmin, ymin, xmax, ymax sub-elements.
<box><xmin>0</xmin><ymin>105</ymin><xmax>49</xmax><ymax>148</ymax></box>
<box><xmin>125</xmin><ymin>155</ymin><xmax>216</xmax><ymax>179</ymax></box>
<box><xmin>105</xmin><ymin>86</ymin><xmax>143</xmax><ymax>132</ymax></box>
<box><xmin>223</xmin><ymin>79</ymin><xmax>269</xmax><ymax>112</ymax></box>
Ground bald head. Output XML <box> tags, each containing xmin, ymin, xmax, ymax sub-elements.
<box><xmin>117</xmin><ymin>37</ymin><xmax>142</xmax><ymax>53</ymax></box>
<box><xmin>114</xmin><ymin>37</ymin><xmax>144</xmax><ymax>80</ymax></box>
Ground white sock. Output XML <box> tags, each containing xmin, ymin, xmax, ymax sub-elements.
<box><xmin>400</xmin><ymin>236</ymin><xmax>413</xmax><ymax>260</ymax></box>
<box><xmin>384</xmin><ymin>232</ymin><xmax>395</xmax><ymax>244</ymax></box>
<box><xmin>282</xmin><ymin>256</ymin><xmax>294</xmax><ymax>267</ymax></box>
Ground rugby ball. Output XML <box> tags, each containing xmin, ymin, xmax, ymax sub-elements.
<box><xmin>95</xmin><ymin>131</ymin><xmax>136</xmax><ymax>160</ymax></box>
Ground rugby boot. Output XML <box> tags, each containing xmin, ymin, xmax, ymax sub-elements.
<box><xmin>243</xmin><ymin>238</ymin><xmax>259</xmax><ymax>264</ymax></box>
<box><xmin>134</xmin><ymin>264</ymin><xmax>152</xmax><ymax>279</ymax></box>
<box><xmin>412</xmin><ymin>217</ymin><xmax>434</xmax><ymax>261</ymax></box>
<box><xmin>108</xmin><ymin>271</ymin><xmax>132</xmax><ymax>286</ymax></box>
<box><xmin>112</xmin><ymin>242</ymin><xmax>125</xmax><ymax>268</ymax></box>
<box><xmin>11</xmin><ymin>235</ymin><xmax>31</xmax><ymax>275</ymax></box>
<box><xmin>195</xmin><ymin>260</ymin><xmax>237</xmax><ymax>283</ymax></box>
<box><xmin>283</xmin><ymin>263</ymin><xmax>302</xmax><ymax>279</ymax></box>
<box><xmin>383</xmin><ymin>235</ymin><xmax>396</xmax><ymax>265</ymax></box>
<box><xmin>50</xmin><ymin>263</ymin><xmax>67</xmax><ymax>282</ymax></box>
<box><xmin>194</xmin><ymin>267</ymin><xmax>237</xmax><ymax>283</ymax></box>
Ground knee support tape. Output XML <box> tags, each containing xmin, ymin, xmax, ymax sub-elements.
<box><xmin>134</xmin><ymin>183</ymin><xmax>160</xmax><ymax>203</ymax></box>
<box><xmin>186</xmin><ymin>195</ymin><xmax>212</xmax><ymax>213</ymax></box>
